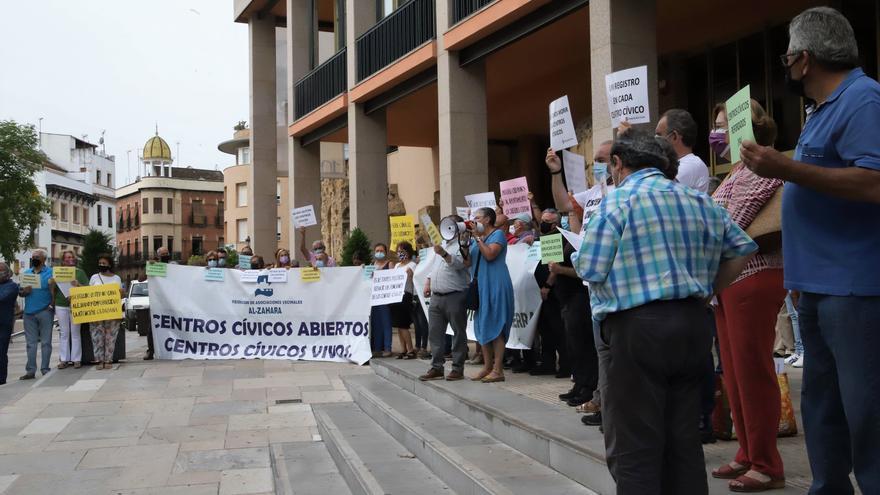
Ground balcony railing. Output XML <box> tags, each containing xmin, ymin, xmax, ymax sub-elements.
<box><xmin>451</xmin><ymin>0</ymin><xmax>494</xmax><ymax>24</ymax></box>
<box><xmin>190</xmin><ymin>213</ymin><xmax>207</xmax><ymax>227</ymax></box>
<box><xmin>356</xmin><ymin>0</ymin><xmax>435</xmax><ymax>82</ymax></box>
<box><xmin>294</xmin><ymin>47</ymin><xmax>348</xmax><ymax>120</ymax></box>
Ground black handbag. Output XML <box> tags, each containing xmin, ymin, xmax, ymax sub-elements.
<box><xmin>465</xmin><ymin>250</ymin><xmax>481</xmax><ymax>311</ymax></box>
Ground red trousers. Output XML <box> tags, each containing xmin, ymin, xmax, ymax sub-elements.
<box><xmin>715</xmin><ymin>269</ymin><xmax>785</xmax><ymax>479</ymax></box>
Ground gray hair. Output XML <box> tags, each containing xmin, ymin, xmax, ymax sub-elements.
<box><xmin>32</xmin><ymin>248</ymin><xmax>48</xmax><ymax>260</ymax></box>
<box><xmin>611</xmin><ymin>128</ymin><xmax>673</xmax><ymax>175</ymax></box>
<box><xmin>661</xmin><ymin>109</ymin><xmax>698</xmax><ymax>148</ymax></box>
<box><xmin>789</xmin><ymin>7</ymin><xmax>859</xmax><ymax>69</ymax></box>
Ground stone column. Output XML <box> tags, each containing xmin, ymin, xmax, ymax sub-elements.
<box><xmin>286</xmin><ymin>0</ymin><xmax>323</xmax><ymax>263</ymax></box>
<box><xmin>436</xmin><ymin>0</ymin><xmax>489</xmax><ymax>217</ymax></box>
<box><xmin>589</xmin><ymin>0</ymin><xmax>658</xmax><ymax>151</ymax></box>
<box><xmin>248</xmin><ymin>14</ymin><xmax>279</xmax><ymax>255</ymax></box>
<box><xmin>345</xmin><ymin>0</ymin><xmax>389</xmax><ymax>245</ymax></box>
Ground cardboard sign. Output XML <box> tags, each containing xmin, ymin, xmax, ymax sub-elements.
<box><xmin>726</xmin><ymin>85</ymin><xmax>755</xmax><ymax>164</ymax></box>
<box><xmin>540</xmin><ymin>234</ymin><xmax>564</xmax><ymax>263</ymax></box>
<box><xmin>420</xmin><ymin>214</ymin><xmax>442</xmax><ymax>246</ymax></box>
<box><xmin>204</xmin><ymin>268</ymin><xmax>225</xmax><ymax>282</ymax></box>
<box><xmin>605</xmin><ymin>65</ymin><xmax>650</xmax><ymax>124</ymax></box>
<box><xmin>291</xmin><ymin>205</ymin><xmax>317</xmax><ymax>228</ymax></box>
<box><xmin>70</xmin><ymin>283</ymin><xmax>122</xmax><ymax>324</ymax></box>
<box><xmin>146</xmin><ymin>262</ymin><xmax>168</xmax><ymax>277</ymax></box>
<box><xmin>53</xmin><ymin>266</ymin><xmax>76</xmax><ymax>283</ymax></box>
<box><xmin>300</xmin><ymin>267</ymin><xmax>321</xmax><ymax>283</ymax></box>
<box><xmin>268</xmin><ymin>268</ymin><xmax>289</xmax><ymax>283</ymax></box>
<box><xmin>363</xmin><ymin>264</ymin><xmax>376</xmax><ymax>280</ymax></box>
<box><xmin>465</xmin><ymin>192</ymin><xmax>497</xmax><ymax>212</ymax></box>
<box><xmin>557</xmin><ymin>226</ymin><xmax>584</xmax><ymax>253</ymax></box>
<box><xmin>389</xmin><ymin>216</ymin><xmax>416</xmax><ymax>251</ymax></box>
<box><xmin>370</xmin><ymin>267</ymin><xmax>407</xmax><ymax>306</ymax></box>
<box><xmin>562</xmin><ymin>150</ymin><xmax>587</xmax><ymax>194</ymax></box>
<box><xmin>550</xmin><ymin>95</ymin><xmax>578</xmax><ymax>151</ymax></box>
<box><xmin>526</xmin><ymin>241</ymin><xmax>541</xmax><ymax>262</ymax></box>
<box><xmin>240</xmin><ymin>269</ymin><xmax>260</xmax><ymax>283</ymax></box>
<box><xmin>238</xmin><ymin>255</ymin><xmax>252</xmax><ymax>270</ymax></box>
<box><xmin>500</xmin><ymin>177</ymin><xmax>531</xmax><ymax>216</ymax></box>
<box><xmin>20</xmin><ymin>273</ymin><xmax>41</xmax><ymax>288</ymax></box>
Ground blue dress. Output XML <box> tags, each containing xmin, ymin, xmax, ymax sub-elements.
<box><xmin>470</xmin><ymin>229</ymin><xmax>514</xmax><ymax>345</ymax></box>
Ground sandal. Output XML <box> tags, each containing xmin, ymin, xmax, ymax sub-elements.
<box><xmin>395</xmin><ymin>353</ymin><xmax>405</xmax><ymax>359</ymax></box>
<box><xmin>729</xmin><ymin>473</ymin><xmax>785</xmax><ymax>492</ymax></box>
<box><xmin>470</xmin><ymin>370</ymin><xmax>491</xmax><ymax>381</ymax></box>
<box><xmin>404</xmin><ymin>351</ymin><xmax>417</xmax><ymax>360</ymax></box>
<box><xmin>712</xmin><ymin>463</ymin><xmax>751</xmax><ymax>479</ymax></box>
<box><xmin>481</xmin><ymin>372</ymin><xmax>505</xmax><ymax>383</ymax></box>
<box><xmin>57</xmin><ymin>362</ymin><xmax>69</xmax><ymax>370</ymax></box>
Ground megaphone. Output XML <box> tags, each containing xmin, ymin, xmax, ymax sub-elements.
<box><xmin>440</xmin><ymin>217</ymin><xmax>467</xmax><ymax>241</ymax></box>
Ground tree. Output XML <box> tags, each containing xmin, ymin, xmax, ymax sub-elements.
<box><xmin>340</xmin><ymin>228</ymin><xmax>371</xmax><ymax>266</ymax></box>
<box><xmin>0</xmin><ymin>120</ymin><xmax>52</xmax><ymax>262</ymax></box>
<box><xmin>78</xmin><ymin>229</ymin><xmax>113</xmax><ymax>277</ymax></box>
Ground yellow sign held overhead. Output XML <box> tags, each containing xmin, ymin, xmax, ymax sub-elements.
<box><xmin>70</xmin><ymin>283</ymin><xmax>122</xmax><ymax>324</ymax></box>
<box><xmin>389</xmin><ymin>215</ymin><xmax>416</xmax><ymax>251</ymax></box>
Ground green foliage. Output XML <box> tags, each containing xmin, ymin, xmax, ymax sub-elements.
<box><xmin>78</xmin><ymin>229</ymin><xmax>114</xmax><ymax>276</ymax></box>
<box><xmin>188</xmin><ymin>255</ymin><xmax>206</xmax><ymax>266</ymax></box>
<box><xmin>224</xmin><ymin>249</ymin><xmax>239</xmax><ymax>268</ymax></box>
<box><xmin>0</xmin><ymin>120</ymin><xmax>52</xmax><ymax>262</ymax></box>
<box><xmin>340</xmin><ymin>228</ymin><xmax>371</xmax><ymax>266</ymax></box>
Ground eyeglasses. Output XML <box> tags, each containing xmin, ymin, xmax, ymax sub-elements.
<box><xmin>780</xmin><ymin>51</ymin><xmax>803</xmax><ymax>67</ymax></box>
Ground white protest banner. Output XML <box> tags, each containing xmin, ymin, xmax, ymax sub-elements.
<box><xmin>268</xmin><ymin>268</ymin><xmax>288</xmax><ymax>283</ymax></box>
<box><xmin>150</xmin><ymin>264</ymin><xmax>372</xmax><ymax>364</ymax></box>
<box><xmin>549</xmin><ymin>95</ymin><xmax>578</xmax><ymax>151</ymax></box>
<box><xmin>465</xmin><ymin>192</ymin><xmax>496</xmax><ymax>212</ymax></box>
<box><xmin>562</xmin><ymin>150</ymin><xmax>587</xmax><ymax>194</ymax></box>
<box><xmin>291</xmin><ymin>205</ymin><xmax>317</xmax><ymax>228</ymax></box>
<box><xmin>605</xmin><ymin>65</ymin><xmax>650</xmax><ymax>124</ymax></box>
<box><xmin>500</xmin><ymin>177</ymin><xmax>531</xmax><ymax>216</ymax></box>
<box><xmin>456</xmin><ymin>207</ymin><xmax>470</xmax><ymax>220</ymax></box>
<box><xmin>412</xmin><ymin>243</ymin><xmax>542</xmax><ymax>349</ymax></box>
<box><xmin>557</xmin><ymin>226</ymin><xmax>584</xmax><ymax>253</ymax></box>
<box><xmin>370</xmin><ymin>267</ymin><xmax>407</xmax><ymax>307</ymax></box>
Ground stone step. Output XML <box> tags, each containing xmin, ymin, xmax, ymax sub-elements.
<box><xmin>270</xmin><ymin>440</ymin><xmax>353</xmax><ymax>495</ymax></box>
<box><xmin>343</xmin><ymin>373</ymin><xmax>597</xmax><ymax>495</ymax></box>
<box><xmin>314</xmin><ymin>402</ymin><xmax>453</xmax><ymax>495</ymax></box>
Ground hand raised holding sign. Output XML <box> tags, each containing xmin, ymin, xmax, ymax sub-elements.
<box><xmin>545</xmin><ymin>147</ymin><xmax>561</xmax><ymax>173</ymax></box>
<box><xmin>741</xmin><ymin>140</ymin><xmax>792</xmax><ymax>180</ymax></box>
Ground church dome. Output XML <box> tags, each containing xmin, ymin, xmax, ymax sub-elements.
<box><xmin>143</xmin><ymin>134</ymin><xmax>172</xmax><ymax>161</ymax></box>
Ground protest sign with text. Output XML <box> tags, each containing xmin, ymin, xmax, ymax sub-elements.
<box><xmin>500</xmin><ymin>177</ymin><xmax>531</xmax><ymax>216</ymax></box>
<box><xmin>605</xmin><ymin>65</ymin><xmax>650</xmax><ymax>124</ymax></box>
<box><xmin>725</xmin><ymin>85</ymin><xmax>755</xmax><ymax>164</ymax></box>
<box><xmin>70</xmin><ymin>283</ymin><xmax>122</xmax><ymax>324</ymax></box>
<box><xmin>540</xmin><ymin>234</ymin><xmax>564</xmax><ymax>263</ymax></box>
<box><xmin>370</xmin><ymin>267</ymin><xmax>407</xmax><ymax>306</ymax></box>
<box><xmin>291</xmin><ymin>205</ymin><xmax>318</xmax><ymax>228</ymax></box>
<box><xmin>389</xmin><ymin>216</ymin><xmax>415</xmax><ymax>250</ymax></box>
<box><xmin>549</xmin><ymin>95</ymin><xmax>578</xmax><ymax>151</ymax></box>
<box><xmin>464</xmin><ymin>192</ymin><xmax>496</xmax><ymax>212</ymax></box>
<box><xmin>562</xmin><ymin>150</ymin><xmax>587</xmax><ymax>194</ymax></box>
<box><xmin>53</xmin><ymin>267</ymin><xmax>76</xmax><ymax>283</ymax></box>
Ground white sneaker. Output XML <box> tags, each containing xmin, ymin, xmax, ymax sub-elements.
<box><xmin>792</xmin><ymin>355</ymin><xmax>805</xmax><ymax>368</ymax></box>
<box><xmin>784</xmin><ymin>353</ymin><xmax>800</xmax><ymax>365</ymax></box>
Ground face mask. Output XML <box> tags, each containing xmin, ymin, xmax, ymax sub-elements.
<box><xmin>708</xmin><ymin>130</ymin><xmax>730</xmax><ymax>159</ymax></box>
<box><xmin>313</xmin><ymin>247</ymin><xmax>325</xmax><ymax>254</ymax></box>
<box><xmin>279</xmin><ymin>256</ymin><xmax>290</xmax><ymax>265</ymax></box>
<box><xmin>253</xmin><ymin>263</ymin><xmax>263</xmax><ymax>269</ymax></box>
<box><xmin>539</xmin><ymin>222</ymin><xmax>555</xmax><ymax>235</ymax></box>
<box><xmin>98</xmin><ymin>265</ymin><xmax>110</xmax><ymax>272</ymax></box>
<box><xmin>218</xmin><ymin>258</ymin><xmax>226</xmax><ymax>267</ymax></box>
<box><xmin>473</xmin><ymin>222</ymin><xmax>486</xmax><ymax>234</ymax></box>
<box><xmin>315</xmin><ymin>260</ymin><xmax>325</xmax><ymax>268</ymax></box>
<box><xmin>560</xmin><ymin>216</ymin><xmax>570</xmax><ymax>231</ymax></box>
<box><xmin>159</xmin><ymin>255</ymin><xmax>171</xmax><ymax>263</ymax></box>
<box><xmin>30</xmin><ymin>258</ymin><xmax>41</xmax><ymax>268</ymax></box>
<box><xmin>593</xmin><ymin>162</ymin><xmax>608</xmax><ymax>183</ymax></box>
<box><xmin>374</xmin><ymin>251</ymin><xmax>386</xmax><ymax>260</ymax></box>
<box><xmin>208</xmin><ymin>260</ymin><xmax>218</xmax><ymax>268</ymax></box>
<box><xmin>508</xmin><ymin>225</ymin><xmax>516</xmax><ymax>235</ymax></box>
<box><xmin>785</xmin><ymin>66</ymin><xmax>806</xmax><ymax>98</ymax></box>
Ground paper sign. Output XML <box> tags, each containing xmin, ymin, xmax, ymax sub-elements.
<box><xmin>238</xmin><ymin>255</ymin><xmax>252</xmax><ymax>270</ymax></box>
<box><xmin>557</xmin><ymin>226</ymin><xmax>584</xmax><ymax>253</ymax></box>
<box><xmin>370</xmin><ymin>267</ymin><xmax>408</xmax><ymax>306</ymax></box>
<box><xmin>291</xmin><ymin>205</ymin><xmax>317</xmax><ymax>228</ymax></box>
<box><xmin>20</xmin><ymin>273</ymin><xmax>41</xmax><ymax>288</ymax></box>
<box><xmin>390</xmin><ymin>216</ymin><xmax>416</xmax><ymax>251</ymax></box>
<box><xmin>205</xmin><ymin>268</ymin><xmax>225</xmax><ymax>282</ymax></box>
<box><xmin>726</xmin><ymin>85</ymin><xmax>755</xmax><ymax>164</ymax></box>
<box><xmin>300</xmin><ymin>267</ymin><xmax>321</xmax><ymax>283</ymax></box>
<box><xmin>363</xmin><ymin>265</ymin><xmax>376</xmax><ymax>280</ymax></box>
<box><xmin>500</xmin><ymin>177</ymin><xmax>531</xmax><ymax>216</ymax></box>
<box><xmin>420</xmin><ymin>214</ymin><xmax>442</xmax><ymax>246</ymax></box>
<box><xmin>550</xmin><ymin>95</ymin><xmax>578</xmax><ymax>151</ymax></box>
<box><xmin>146</xmin><ymin>262</ymin><xmax>168</xmax><ymax>277</ymax></box>
<box><xmin>540</xmin><ymin>234</ymin><xmax>564</xmax><ymax>263</ymax></box>
<box><xmin>605</xmin><ymin>65</ymin><xmax>650</xmax><ymax>124</ymax></box>
<box><xmin>240</xmin><ymin>270</ymin><xmax>260</xmax><ymax>283</ymax></box>
<box><xmin>465</xmin><ymin>192</ymin><xmax>497</xmax><ymax>213</ymax></box>
<box><xmin>562</xmin><ymin>150</ymin><xmax>587</xmax><ymax>194</ymax></box>
<box><xmin>526</xmin><ymin>241</ymin><xmax>541</xmax><ymax>262</ymax></box>
<box><xmin>70</xmin><ymin>283</ymin><xmax>122</xmax><ymax>324</ymax></box>
<box><xmin>456</xmin><ymin>207</ymin><xmax>470</xmax><ymax>220</ymax></box>
<box><xmin>57</xmin><ymin>282</ymin><xmax>72</xmax><ymax>298</ymax></box>
<box><xmin>53</xmin><ymin>267</ymin><xmax>76</xmax><ymax>283</ymax></box>
<box><xmin>268</xmin><ymin>268</ymin><xmax>288</xmax><ymax>283</ymax></box>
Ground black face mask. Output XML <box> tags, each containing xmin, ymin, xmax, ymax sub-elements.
<box><xmin>98</xmin><ymin>265</ymin><xmax>110</xmax><ymax>272</ymax></box>
<box><xmin>539</xmin><ymin>222</ymin><xmax>556</xmax><ymax>235</ymax></box>
<box><xmin>30</xmin><ymin>258</ymin><xmax>41</xmax><ymax>268</ymax></box>
<box><xmin>785</xmin><ymin>68</ymin><xmax>806</xmax><ymax>98</ymax></box>
<box><xmin>159</xmin><ymin>255</ymin><xmax>171</xmax><ymax>263</ymax></box>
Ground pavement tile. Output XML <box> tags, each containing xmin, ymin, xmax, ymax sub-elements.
<box><xmin>166</xmin><ymin>469</ymin><xmax>222</xmax><ymax>487</ymax></box>
<box><xmin>38</xmin><ymin>401</ymin><xmax>123</xmax><ymax>418</ymax></box>
<box><xmin>224</xmin><ymin>430</ymin><xmax>269</xmax><ymax>449</ymax></box>
<box><xmin>141</xmin><ymin>366</ymin><xmax>205</xmax><ymax>379</ymax></box>
<box><xmin>108</xmin><ymin>483</ymin><xmax>218</xmax><ymax>495</ymax></box>
<box><xmin>65</xmin><ymin>378</ymin><xmax>106</xmax><ymax>392</ymax></box>
<box><xmin>55</xmin><ymin>414</ymin><xmax>150</xmax><ymax>441</ymax></box>
<box><xmin>227</xmin><ymin>411</ymin><xmax>316</xmax><ymax>431</ymax></box>
<box><xmin>219</xmin><ymin>468</ymin><xmax>273</xmax><ymax>495</ymax></box>
<box><xmin>44</xmin><ymin>436</ymin><xmax>139</xmax><ymax>452</ymax></box>
<box><xmin>180</xmin><ymin>438</ymin><xmax>227</xmax><ymax>452</ymax></box>
<box><xmin>267</xmin><ymin>427</ymin><xmax>316</xmax><ymax>444</ymax></box>
<box><xmin>266</xmin><ymin>403</ymin><xmax>311</xmax><ymax>414</ymax></box>
<box><xmin>19</xmin><ymin>416</ymin><xmax>73</xmax><ymax>435</ymax></box>
<box><xmin>173</xmin><ymin>447</ymin><xmax>270</xmax><ymax>473</ymax></box>
<box><xmin>78</xmin><ymin>443</ymin><xmax>180</xmax><ymax>469</ymax></box>
<box><xmin>0</xmin><ymin>450</ymin><xmax>85</xmax><ymax>475</ymax></box>
<box><xmin>265</xmin><ymin>387</ymin><xmax>302</xmax><ymax>404</ymax></box>
<box><xmin>0</xmin><ymin>433</ymin><xmax>56</xmax><ymax>454</ymax></box>
<box><xmin>191</xmin><ymin>400</ymin><xmax>266</xmax><ymax>418</ymax></box>
<box><xmin>138</xmin><ymin>424</ymin><xmax>227</xmax><ymax>446</ymax></box>
<box><xmin>168</xmin><ymin>375</ymin><xmax>204</xmax><ymax>388</ymax></box>
<box><xmin>0</xmin><ymin>475</ymin><xmax>17</xmax><ymax>494</ymax></box>
<box><xmin>3</xmin><ymin>467</ymin><xmax>122</xmax><ymax>495</ymax></box>
<box><xmin>300</xmin><ymin>390</ymin><xmax>351</xmax><ymax>403</ymax></box>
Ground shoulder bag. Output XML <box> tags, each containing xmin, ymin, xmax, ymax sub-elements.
<box><xmin>465</xmin><ymin>249</ymin><xmax>482</xmax><ymax>311</ymax></box>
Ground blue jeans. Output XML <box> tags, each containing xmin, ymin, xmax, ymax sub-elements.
<box><xmin>370</xmin><ymin>305</ymin><xmax>393</xmax><ymax>352</ymax></box>
<box><xmin>799</xmin><ymin>293</ymin><xmax>880</xmax><ymax>494</ymax></box>
<box><xmin>24</xmin><ymin>307</ymin><xmax>54</xmax><ymax>375</ymax></box>
<box><xmin>784</xmin><ymin>292</ymin><xmax>803</xmax><ymax>355</ymax></box>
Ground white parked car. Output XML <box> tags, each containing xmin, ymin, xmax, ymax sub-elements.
<box><xmin>125</xmin><ymin>280</ymin><xmax>149</xmax><ymax>323</ymax></box>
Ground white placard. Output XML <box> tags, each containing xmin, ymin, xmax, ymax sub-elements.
<box><xmin>574</xmin><ymin>184</ymin><xmax>616</xmax><ymax>234</ymax></box>
<box><xmin>456</xmin><ymin>207</ymin><xmax>470</xmax><ymax>220</ymax></box>
<box><xmin>562</xmin><ymin>150</ymin><xmax>587</xmax><ymax>194</ymax></box>
<box><xmin>291</xmin><ymin>205</ymin><xmax>317</xmax><ymax>228</ymax></box>
<box><xmin>57</xmin><ymin>281</ymin><xmax>72</xmax><ymax>298</ymax></box>
<box><xmin>268</xmin><ymin>268</ymin><xmax>289</xmax><ymax>283</ymax></box>
<box><xmin>370</xmin><ymin>267</ymin><xmax>408</xmax><ymax>307</ymax></box>
<box><xmin>465</xmin><ymin>192</ymin><xmax>496</xmax><ymax>211</ymax></box>
<box><xmin>549</xmin><ymin>95</ymin><xmax>578</xmax><ymax>151</ymax></box>
<box><xmin>557</xmin><ymin>226</ymin><xmax>584</xmax><ymax>253</ymax></box>
<box><xmin>240</xmin><ymin>270</ymin><xmax>261</xmax><ymax>283</ymax></box>
<box><xmin>605</xmin><ymin>65</ymin><xmax>650</xmax><ymax>124</ymax></box>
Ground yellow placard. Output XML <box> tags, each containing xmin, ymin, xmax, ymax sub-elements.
<box><xmin>53</xmin><ymin>266</ymin><xmax>76</xmax><ymax>283</ymax></box>
<box><xmin>390</xmin><ymin>215</ymin><xmax>416</xmax><ymax>250</ymax></box>
<box><xmin>300</xmin><ymin>267</ymin><xmax>321</xmax><ymax>282</ymax></box>
<box><xmin>70</xmin><ymin>283</ymin><xmax>122</xmax><ymax>324</ymax></box>
<box><xmin>426</xmin><ymin>222</ymin><xmax>442</xmax><ymax>246</ymax></box>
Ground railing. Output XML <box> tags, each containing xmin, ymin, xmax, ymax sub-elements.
<box><xmin>294</xmin><ymin>47</ymin><xmax>348</xmax><ymax>120</ymax></box>
<box><xmin>356</xmin><ymin>0</ymin><xmax>435</xmax><ymax>82</ymax></box>
<box><xmin>451</xmin><ymin>0</ymin><xmax>494</xmax><ymax>24</ymax></box>
<box><xmin>215</xmin><ymin>215</ymin><xmax>223</xmax><ymax>227</ymax></box>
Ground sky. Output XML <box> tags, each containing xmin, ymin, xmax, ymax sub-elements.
<box><xmin>0</xmin><ymin>0</ymin><xmax>249</xmax><ymax>185</ymax></box>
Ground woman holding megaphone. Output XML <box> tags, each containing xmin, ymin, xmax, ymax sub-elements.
<box><xmin>467</xmin><ymin>207</ymin><xmax>514</xmax><ymax>383</ymax></box>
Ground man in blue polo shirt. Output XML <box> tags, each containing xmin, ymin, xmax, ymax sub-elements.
<box><xmin>741</xmin><ymin>7</ymin><xmax>880</xmax><ymax>494</ymax></box>
<box><xmin>18</xmin><ymin>249</ymin><xmax>55</xmax><ymax>379</ymax></box>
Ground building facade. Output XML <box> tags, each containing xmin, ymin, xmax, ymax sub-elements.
<box><xmin>44</xmin><ymin>163</ymin><xmax>99</xmax><ymax>263</ymax></box>
<box><xmin>234</xmin><ymin>0</ymin><xmax>880</xmax><ymax>263</ymax></box>
<box><xmin>115</xmin><ymin>133</ymin><xmax>225</xmax><ymax>285</ymax></box>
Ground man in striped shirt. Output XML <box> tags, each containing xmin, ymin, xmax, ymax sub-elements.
<box><xmin>573</xmin><ymin>129</ymin><xmax>756</xmax><ymax>495</ymax></box>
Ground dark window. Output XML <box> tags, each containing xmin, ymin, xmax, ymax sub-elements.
<box><xmin>154</xmin><ymin>198</ymin><xmax>163</xmax><ymax>214</ymax></box>
<box><xmin>153</xmin><ymin>236</ymin><xmax>163</xmax><ymax>253</ymax></box>
<box><xmin>167</xmin><ymin>237</ymin><xmax>174</xmax><ymax>254</ymax></box>
<box><xmin>142</xmin><ymin>236</ymin><xmax>149</xmax><ymax>258</ymax></box>
<box><xmin>107</xmin><ymin>206</ymin><xmax>112</xmax><ymax>228</ymax></box>
<box><xmin>97</xmin><ymin>206</ymin><xmax>103</xmax><ymax>226</ymax></box>
<box><xmin>192</xmin><ymin>237</ymin><xmax>203</xmax><ymax>256</ymax></box>
<box><xmin>167</xmin><ymin>198</ymin><xmax>173</xmax><ymax>214</ymax></box>
<box><xmin>143</xmin><ymin>198</ymin><xmax>149</xmax><ymax>214</ymax></box>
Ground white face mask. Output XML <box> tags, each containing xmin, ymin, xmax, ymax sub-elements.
<box><xmin>508</xmin><ymin>225</ymin><xmax>516</xmax><ymax>235</ymax></box>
